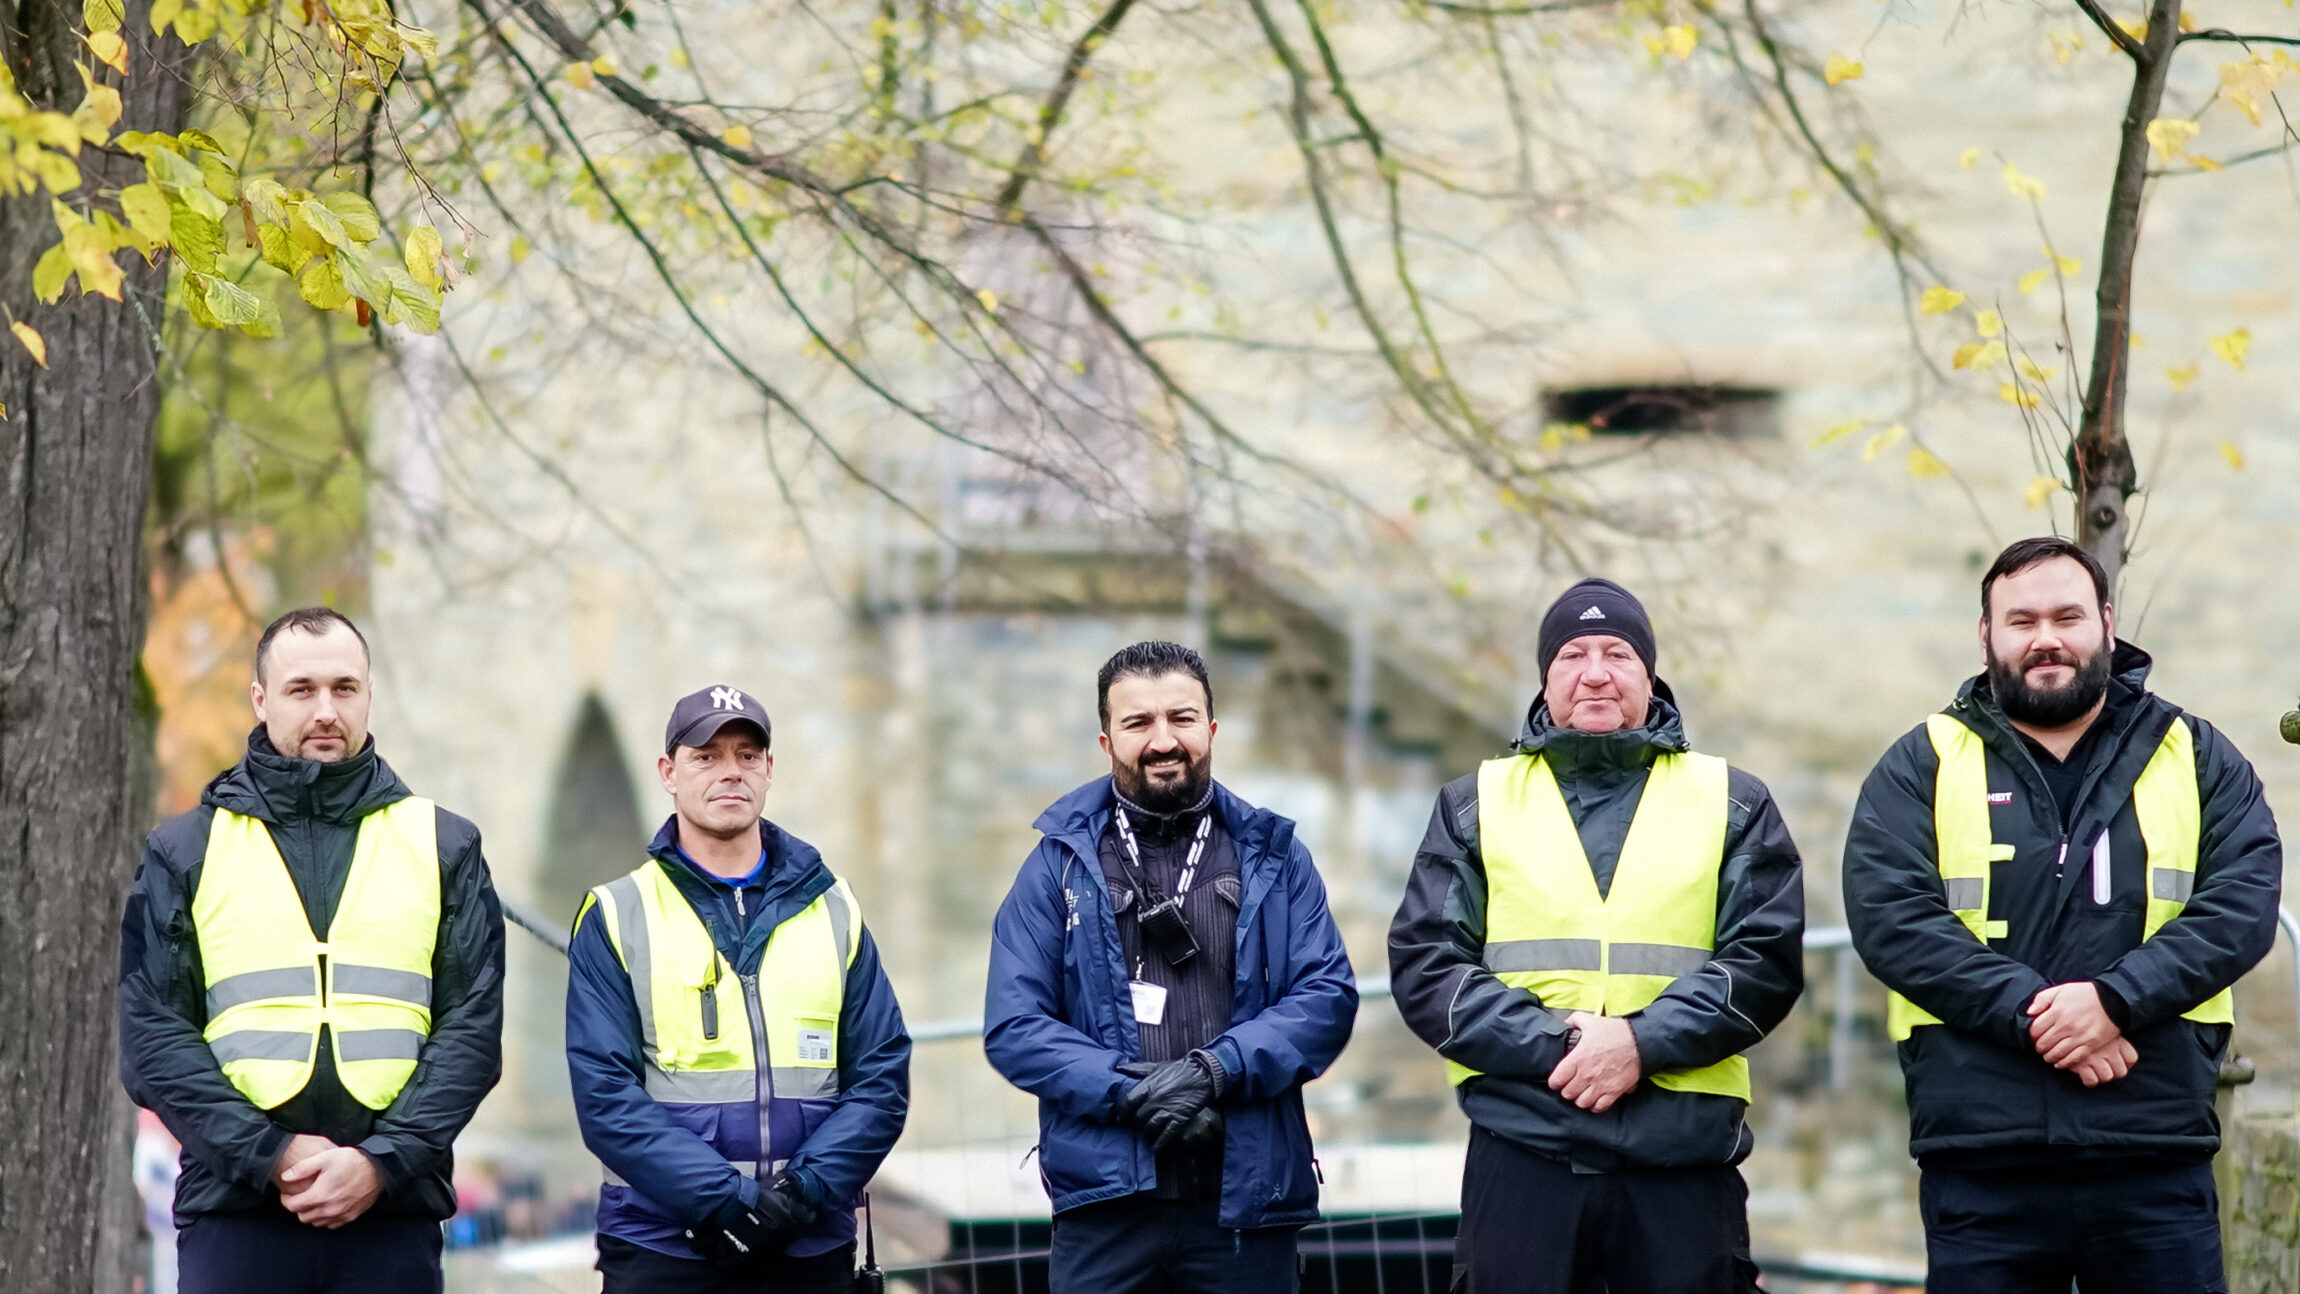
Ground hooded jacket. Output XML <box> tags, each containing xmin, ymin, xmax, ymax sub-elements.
<box><xmin>984</xmin><ymin>779</ymin><xmax>1357</xmax><ymax>1229</ymax></box>
<box><xmin>566</xmin><ymin>818</ymin><xmax>910</xmax><ymax>1258</ymax></box>
<box><xmin>1843</xmin><ymin>643</ymin><xmax>2282</xmax><ymax>1164</ymax></box>
<box><xmin>1387</xmin><ymin>691</ymin><xmax>1805</xmax><ymax>1171</ymax></box>
<box><xmin>117</xmin><ymin>729</ymin><xmax>505</xmax><ymax>1222</ymax></box>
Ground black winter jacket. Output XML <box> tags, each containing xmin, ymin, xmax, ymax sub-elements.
<box><xmin>1843</xmin><ymin>644</ymin><xmax>2282</xmax><ymax>1164</ymax></box>
<box><xmin>1388</xmin><ymin>692</ymin><xmax>1806</xmax><ymax>1171</ymax></box>
<box><xmin>118</xmin><ymin>729</ymin><xmax>506</xmax><ymax>1222</ymax></box>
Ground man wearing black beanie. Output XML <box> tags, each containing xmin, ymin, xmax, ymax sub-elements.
<box><xmin>1388</xmin><ymin>579</ymin><xmax>1805</xmax><ymax>1294</ymax></box>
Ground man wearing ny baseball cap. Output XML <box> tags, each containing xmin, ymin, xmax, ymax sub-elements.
<box><xmin>566</xmin><ymin>685</ymin><xmax>911</xmax><ymax>1292</ymax></box>
<box><xmin>1389</xmin><ymin>579</ymin><xmax>1804</xmax><ymax>1293</ymax></box>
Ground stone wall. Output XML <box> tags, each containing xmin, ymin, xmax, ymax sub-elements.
<box><xmin>2222</xmin><ymin>1091</ymin><xmax>2300</xmax><ymax>1294</ymax></box>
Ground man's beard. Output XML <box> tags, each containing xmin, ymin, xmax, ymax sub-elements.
<box><xmin>1114</xmin><ymin>749</ymin><xmax>1212</xmax><ymax>815</ymax></box>
<box><xmin>1987</xmin><ymin>639</ymin><xmax>2113</xmax><ymax>727</ymax></box>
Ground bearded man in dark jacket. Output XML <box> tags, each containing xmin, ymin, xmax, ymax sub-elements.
<box><xmin>1845</xmin><ymin>537</ymin><xmax>2281</xmax><ymax>1294</ymax></box>
<box><xmin>1389</xmin><ymin>579</ymin><xmax>1804</xmax><ymax>1294</ymax></box>
<box><xmin>117</xmin><ymin>608</ymin><xmax>504</xmax><ymax>1294</ymax></box>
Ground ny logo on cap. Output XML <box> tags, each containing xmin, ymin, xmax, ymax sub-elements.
<box><xmin>709</xmin><ymin>686</ymin><xmax>746</xmax><ymax>711</ymax></box>
<box><xmin>1578</xmin><ymin>605</ymin><xmax>1606</xmax><ymax>621</ymax></box>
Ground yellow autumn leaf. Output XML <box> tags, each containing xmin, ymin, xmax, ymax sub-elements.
<box><xmin>88</xmin><ymin>30</ymin><xmax>128</xmax><ymax>74</ymax></box>
<box><xmin>1809</xmin><ymin>419</ymin><xmax>1865</xmax><ymax>447</ymax></box>
<box><xmin>1862</xmin><ymin>424</ymin><xmax>1908</xmax><ymax>461</ymax></box>
<box><xmin>2023</xmin><ymin>476</ymin><xmax>2059</xmax><ymax>510</ymax></box>
<box><xmin>566</xmin><ymin>61</ymin><xmax>595</xmax><ymax>89</ymax></box>
<box><xmin>2130</xmin><ymin>332</ymin><xmax>2146</xmax><ymax>349</ymax></box>
<box><xmin>2054</xmin><ymin>253</ymin><xmax>2081</xmax><ymax>276</ymax></box>
<box><xmin>2209</xmin><ymin>327</ymin><xmax>2250</xmax><ymax>369</ymax></box>
<box><xmin>2018</xmin><ymin>268</ymin><xmax>2051</xmax><ymax>294</ymax></box>
<box><xmin>2218</xmin><ymin>440</ymin><xmax>2246</xmax><ymax>470</ymax></box>
<box><xmin>2018</xmin><ymin>358</ymin><xmax>2059</xmax><ymax>383</ymax></box>
<box><xmin>1954</xmin><ymin>340</ymin><xmax>2008</xmax><ymax>371</ymax></box>
<box><xmin>1959</xmin><ymin>146</ymin><xmax>1982</xmax><ymax>170</ymax></box>
<box><xmin>2145</xmin><ymin>118</ymin><xmax>2200</xmax><ymax>161</ymax></box>
<box><xmin>1999</xmin><ymin>382</ymin><xmax>2041</xmax><ymax>409</ymax></box>
<box><xmin>509</xmin><ymin>236</ymin><xmax>532</xmax><ymax>265</ymax></box>
<box><xmin>2166</xmin><ymin>363</ymin><xmax>2199</xmax><ymax>390</ymax></box>
<box><xmin>1907</xmin><ymin>446</ymin><xmax>1950</xmax><ymax>478</ymax></box>
<box><xmin>2185</xmin><ymin>152</ymin><xmax>2222</xmax><ymax>171</ymax></box>
<box><xmin>1976</xmin><ymin>309</ymin><xmax>2002</xmax><ymax>338</ymax></box>
<box><xmin>976</xmin><ymin>287</ymin><xmax>999</xmax><ymax>312</ymax></box>
<box><xmin>590</xmin><ymin>55</ymin><xmax>617</xmax><ymax>77</ymax></box>
<box><xmin>722</xmin><ymin>124</ymin><xmax>752</xmax><ymax>149</ymax></box>
<box><xmin>11</xmin><ymin>322</ymin><xmax>47</xmax><ymax>367</ymax></box>
<box><xmin>1825</xmin><ymin>54</ymin><xmax>1864</xmax><ymax>85</ymax></box>
<box><xmin>1919</xmin><ymin>286</ymin><xmax>1964</xmax><ymax>315</ymax></box>
<box><xmin>1644</xmin><ymin>24</ymin><xmax>1696</xmax><ymax>60</ymax></box>
<box><xmin>2002</xmin><ymin>163</ymin><xmax>2046</xmax><ymax>200</ymax></box>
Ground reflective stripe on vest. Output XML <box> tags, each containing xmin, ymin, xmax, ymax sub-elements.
<box><xmin>193</xmin><ymin>798</ymin><xmax>440</xmax><ymax>1110</ymax></box>
<box><xmin>590</xmin><ymin>859</ymin><xmax>857</xmax><ymax>1175</ymax></box>
<box><xmin>1886</xmin><ymin>713</ymin><xmax>2232</xmax><ymax>1041</ymax></box>
<box><xmin>1449</xmin><ymin>749</ymin><xmax>1749</xmax><ymax>1102</ymax></box>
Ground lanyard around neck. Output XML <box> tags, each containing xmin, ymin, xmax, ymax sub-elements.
<box><xmin>1114</xmin><ymin>806</ymin><xmax>1211</xmax><ymax>904</ymax></box>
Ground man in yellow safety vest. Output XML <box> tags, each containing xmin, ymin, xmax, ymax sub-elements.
<box><xmin>566</xmin><ymin>684</ymin><xmax>910</xmax><ymax>1293</ymax></box>
<box><xmin>1844</xmin><ymin>537</ymin><xmax>2283</xmax><ymax>1293</ymax></box>
<box><xmin>118</xmin><ymin>606</ymin><xmax>506</xmax><ymax>1294</ymax></box>
<box><xmin>1389</xmin><ymin>578</ymin><xmax>1805</xmax><ymax>1294</ymax></box>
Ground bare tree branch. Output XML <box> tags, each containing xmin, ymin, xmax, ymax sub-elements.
<box><xmin>2071</xmin><ymin>0</ymin><xmax>2147</xmax><ymax>59</ymax></box>
<box><xmin>994</xmin><ymin>0</ymin><xmax>1139</xmax><ymax>216</ymax></box>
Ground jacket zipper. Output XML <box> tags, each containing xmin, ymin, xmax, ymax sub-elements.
<box><xmin>742</xmin><ymin>972</ymin><xmax>772</xmax><ymax>1178</ymax></box>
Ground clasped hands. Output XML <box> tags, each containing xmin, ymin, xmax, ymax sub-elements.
<box><xmin>1118</xmin><ymin>1053</ymin><xmax>1224</xmax><ymax>1154</ymax></box>
<box><xmin>1549</xmin><ymin>1012</ymin><xmax>1641</xmax><ymax>1113</ymax></box>
<box><xmin>272</xmin><ymin>1134</ymin><xmax>384</xmax><ymax>1228</ymax></box>
<box><xmin>2027</xmin><ymin>981</ymin><xmax>2136</xmax><ymax>1087</ymax></box>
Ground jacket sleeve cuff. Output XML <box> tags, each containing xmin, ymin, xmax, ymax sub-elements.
<box><xmin>354</xmin><ymin>1136</ymin><xmax>407</xmax><ymax>1194</ymax></box>
<box><xmin>2091</xmin><ymin>979</ymin><xmax>2133</xmax><ymax>1031</ymax></box>
<box><xmin>1623</xmin><ymin>1015</ymin><xmax>1682</xmax><ymax>1072</ymax></box>
<box><xmin>1203</xmin><ymin>1040</ymin><xmax>1242</xmax><ymax>1095</ymax></box>
<box><xmin>251</xmin><ymin>1124</ymin><xmax>293</xmax><ymax>1192</ymax></box>
<box><xmin>782</xmin><ymin>1165</ymin><xmax>826</xmax><ymax>1208</ymax></box>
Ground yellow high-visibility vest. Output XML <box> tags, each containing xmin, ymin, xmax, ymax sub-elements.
<box><xmin>193</xmin><ymin>797</ymin><xmax>440</xmax><ymax>1110</ymax></box>
<box><xmin>587</xmin><ymin>859</ymin><xmax>856</xmax><ymax>1135</ymax></box>
<box><xmin>1885</xmin><ymin>713</ymin><xmax>2232</xmax><ymax>1040</ymax></box>
<box><xmin>1450</xmin><ymin>749</ymin><xmax>1749</xmax><ymax>1102</ymax></box>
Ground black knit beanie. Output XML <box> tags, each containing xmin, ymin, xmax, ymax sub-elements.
<box><xmin>1537</xmin><ymin>578</ymin><xmax>1657</xmax><ymax>681</ymax></box>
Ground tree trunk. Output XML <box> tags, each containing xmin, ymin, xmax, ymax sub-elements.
<box><xmin>0</xmin><ymin>0</ymin><xmax>191</xmax><ymax>1288</ymax></box>
<box><xmin>2072</xmin><ymin>0</ymin><xmax>2181</xmax><ymax>590</ymax></box>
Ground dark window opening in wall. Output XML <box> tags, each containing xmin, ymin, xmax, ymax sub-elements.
<box><xmin>1543</xmin><ymin>385</ymin><xmax>1780</xmax><ymax>438</ymax></box>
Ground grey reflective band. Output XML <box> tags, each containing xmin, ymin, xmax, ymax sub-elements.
<box><xmin>1606</xmin><ymin>943</ymin><xmax>1712</xmax><ymax>979</ymax></box>
<box><xmin>209</xmin><ymin>1031</ymin><xmax>312</xmax><ymax>1064</ymax></box>
<box><xmin>336</xmin><ymin>1029</ymin><xmax>426</xmax><ymax>1062</ymax></box>
<box><xmin>2153</xmin><ymin>868</ymin><xmax>2195</xmax><ymax>903</ymax></box>
<box><xmin>206</xmin><ymin>967</ymin><xmax>317</xmax><ymax>1017</ymax></box>
<box><xmin>1944</xmin><ymin>877</ymin><xmax>1986</xmax><ymax>911</ymax></box>
<box><xmin>333</xmin><ymin>964</ymin><xmax>432</xmax><ymax>1007</ymax></box>
<box><xmin>771</xmin><ymin>1067</ymin><xmax>839</xmax><ymax>1100</ymax></box>
<box><xmin>644</xmin><ymin>1067</ymin><xmax>758</xmax><ymax>1104</ymax></box>
<box><xmin>605</xmin><ymin>875</ymin><xmax>655</xmax><ymax>1056</ymax></box>
<box><xmin>1483</xmin><ymin>939</ymin><xmax>1603</xmax><ymax>974</ymax></box>
<box><xmin>823</xmin><ymin>887</ymin><xmax>853</xmax><ymax>970</ymax></box>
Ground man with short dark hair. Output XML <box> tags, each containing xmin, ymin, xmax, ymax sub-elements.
<box><xmin>1389</xmin><ymin>578</ymin><xmax>1804</xmax><ymax>1294</ymax></box>
<box><xmin>118</xmin><ymin>607</ymin><xmax>505</xmax><ymax>1294</ymax></box>
<box><xmin>567</xmin><ymin>684</ymin><xmax>910</xmax><ymax>1293</ymax></box>
<box><xmin>986</xmin><ymin>641</ymin><xmax>1357</xmax><ymax>1294</ymax></box>
<box><xmin>1845</xmin><ymin>537</ymin><xmax>2283</xmax><ymax>1293</ymax></box>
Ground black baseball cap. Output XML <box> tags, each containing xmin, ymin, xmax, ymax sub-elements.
<box><xmin>664</xmin><ymin>684</ymin><xmax>771</xmax><ymax>754</ymax></box>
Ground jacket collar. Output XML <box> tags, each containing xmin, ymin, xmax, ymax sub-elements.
<box><xmin>202</xmin><ymin>725</ymin><xmax>409</xmax><ymax>826</ymax></box>
<box><xmin>644</xmin><ymin>817</ymin><xmax>835</xmax><ymax>962</ymax></box>
<box><xmin>1948</xmin><ymin>639</ymin><xmax>2159</xmax><ymax>755</ymax></box>
<box><xmin>1512</xmin><ymin>688</ymin><xmax>1691</xmax><ymax>780</ymax></box>
<box><xmin>1034</xmin><ymin>776</ymin><xmax>1285</xmax><ymax>874</ymax></box>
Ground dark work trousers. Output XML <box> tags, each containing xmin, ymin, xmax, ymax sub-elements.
<box><xmin>597</xmin><ymin>1235</ymin><xmax>857</xmax><ymax>1293</ymax></box>
<box><xmin>177</xmin><ymin>1212</ymin><xmax>444</xmax><ymax>1294</ymax></box>
<box><xmin>1049</xmin><ymin>1196</ymin><xmax>1300</xmax><ymax>1294</ymax></box>
<box><xmin>1452</xmin><ymin>1125</ymin><xmax>1759</xmax><ymax>1294</ymax></box>
<box><xmin>1920</xmin><ymin>1161</ymin><xmax>2226</xmax><ymax>1293</ymax></box>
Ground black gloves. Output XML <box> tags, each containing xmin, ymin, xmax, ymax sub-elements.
<box><xmin>1119</xmin><ymin>1051</ymin><xmax>1226</xmax><ymax>1153</ymax></box>
<box><xmin>685</xmin><ymin>1172</ymin><xmax>821</xmax><ymax>1265</ymax></box>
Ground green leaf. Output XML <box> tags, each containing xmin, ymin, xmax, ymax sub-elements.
<box><xmin>403</xmin><ymin>224</ymin><xmax>443</xmax><ymax>290</ymax></box>
<box><xmin>199</xmin><ymin>151</ymin><xmax>239</xmax><ymax>202</ymax></box>
<box><xmin>335</xmin><ymin>245</ymin><xmax>391</xmax><ymax>308</ymax></box>
<box><xmin>168</xmin><ymin>205</ymin><xmax>223</xmax><ymax>273</ymax></box>
<box><xmin>118</xmin><ymin>182</ymin><xmax>172</xmax><ymax>246</ymax></box>
<box><xmin>83</xmin><ymin>0</ymin><xmax>125</xmax><ymax>33</ymax></box>
<box><xmin>257</xmin><ymin>223</ymin><xmax>309</xmax><ymax>274</ymax></box>
<box><xmin>33</xmin><ymin>242</ymin><xmax>74</xmax><ymax>302</ymax></box>
<box><xmin>383</xmin><ymin>265</ymin><xmax>439</xmax><ymax>333</ymax></box>
<box><xmin>241</xmin><ymin>175</ymin><xmax>289</xmax><ymax>224</ymax></box>
<box><xmin>181</xmin><ymin>273</ymin><xmax>223</xmax><ymax>329</ymax></box>
<box><xmin>298</xmin><ymin>199</ymin><xmax>351</xmax><ymax>250</ymax></box>
<box><xmin>176</xmin><ymin>129</ymin><xmax>224</xmax><ymax>154</ymax></box>
<box><xmin>243</xmin><ymin>295</ymin><xmax>283</xmax><ymax>340</ymax></box>
<box><xmin>320</xmin><ymin>191</ymin><xmax>381</xmax><ymax>243</ymax></box>
<box><xmin>299</xmin><ymin>255</ymin><xmax>349</xmax><ymax>311</ymax></box>
<box><xmin>198</xmin><ymin>274</ymin><xmax>265</xmax><ymax>326</ymax></box>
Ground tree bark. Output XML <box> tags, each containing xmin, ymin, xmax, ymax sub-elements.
<box><xmin>0</xmin><ymin>0</ymin><xmax>191</xmax><ymax>1288</ymax></box>
<box><xmin>2073</xmin><ymin>0</ymin><xmax>2181</xmax><ymax>589</ymax></box>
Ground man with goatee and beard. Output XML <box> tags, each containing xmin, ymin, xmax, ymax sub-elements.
<box><xmin>1845</xmin><ymin>537</ymin><xmax>2283</xmax><ymax>1294</ymax></box>
<box><xmin>986</xmin><ymin>642</ymin><xmax>1357</xmax><ymax>1294</ymax></box>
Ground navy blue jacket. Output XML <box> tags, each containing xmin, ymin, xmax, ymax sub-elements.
<box><xmin>985</xmin><ymin>779</ymin><xmax>1357</xmax><ymax>1229</ymax></box>
<box><xmin>567</xmin><ymin>819</ymin><xmax>910</xmax><ymax>1257</ymax></box>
